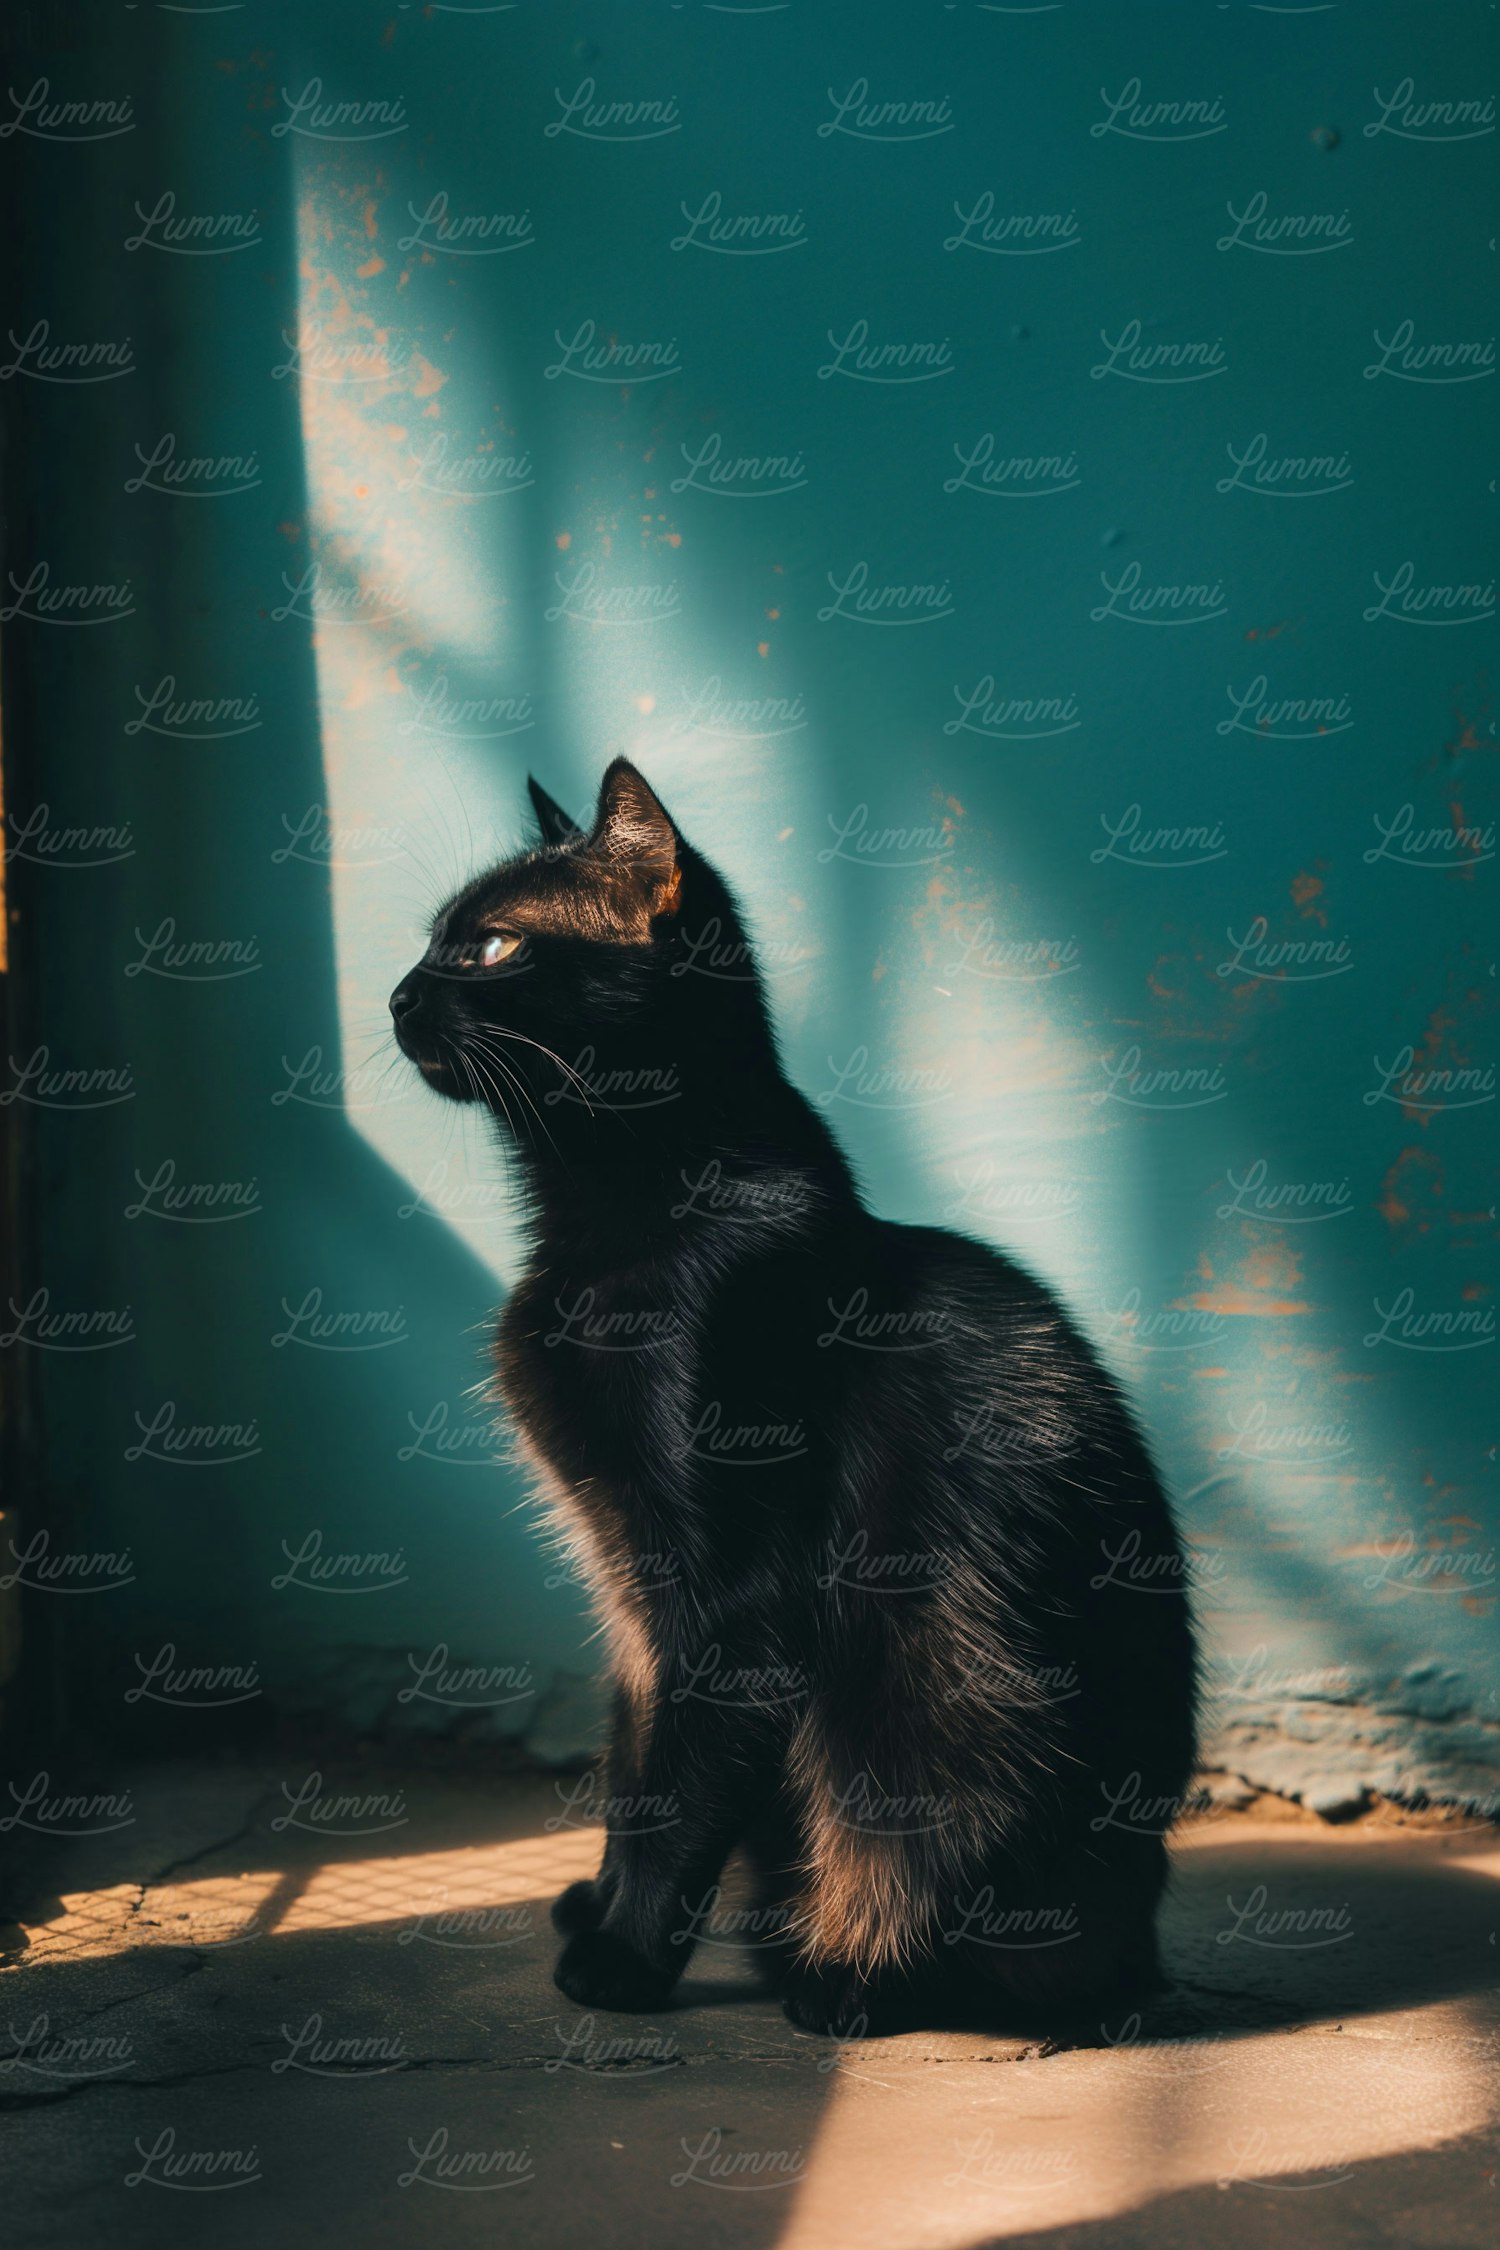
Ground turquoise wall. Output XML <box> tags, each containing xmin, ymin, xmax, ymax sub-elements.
<box><xmin>8</xmin><ymin>1</ymin><xmax>1496</xmax><ymax>1796</ymax></box>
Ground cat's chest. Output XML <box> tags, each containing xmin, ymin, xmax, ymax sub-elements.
<box><xmin>495</xmin><ymin>1265</ymin><xmax>689</xmax><ymax>1496</ymax></box>
<box><xmin>496</xmin><ymin>1270</ymin><xmax>697</xmax><ymax>1689</ymax></box>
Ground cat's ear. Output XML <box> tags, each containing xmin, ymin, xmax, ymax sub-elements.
<box><xmin>527</xmin><ymin>775</ymin><xmax>584</xmax><ymax>849</ymax></box>
<box><xmin>591</xmin><ymin>757</ymin><xmax>682</xmax><ymax>916</ymax></box>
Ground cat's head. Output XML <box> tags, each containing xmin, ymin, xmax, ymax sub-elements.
<box><xmin>389</xmin><ymin>758</ymin><xmax>763</xmax><ymax>1121</ymax></box>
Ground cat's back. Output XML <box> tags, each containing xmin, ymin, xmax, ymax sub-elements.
<box><xmin>841</xmin><ymin>1216</ymin><xmax>1106</xmax><ymax>1393</ymax></box>
<box><xmin>827</xmin><ymin>1216</ymin><xmax>1168</xmax><ymax>1513</ymax></box>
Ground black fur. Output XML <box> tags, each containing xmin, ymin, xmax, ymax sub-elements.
<box><xmin>390</xmin><ymin>759</ymin><xmax>1196</xmax><ymax>2034</ymax></box>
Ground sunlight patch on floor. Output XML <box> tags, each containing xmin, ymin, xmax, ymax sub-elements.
<box><xmin>10</xmin><ymin>1829</ymin><xmax>604</xmax><ymax>1960</ymax></box>
<box><xmin>774</xmin><ymin>2000</ymin><xmax>1497</xmax><ymax>2248</ymax></box>
<box><xmin>275</xmin><ymin>1828</ymin><xmax>601</xmax><ymax>1935</ymax></box>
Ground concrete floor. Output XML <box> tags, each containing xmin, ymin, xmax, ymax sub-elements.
<box><xmin>1</xmin><ymin>1760</ymin><xmax>1496</xmax><ymax>2249</ymax></box>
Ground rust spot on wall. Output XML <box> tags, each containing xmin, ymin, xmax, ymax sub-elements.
<box><xmin>1427</xmin><ymin>681</ymin><xmax>1493</xmax><ymax>772</ymax></box>
<box><xmin>1446</xmin><ymin>799</ymin><xmax>1485</xmax><ymax>880</ymax></box>
<box><xmin>1178</xmin><ymin>1245</ymin><xmax>1308</xmax><ymax>1317</ymax></box>
<box><xmin>1378</xmin><ymin>1146</ymin><xmax>1444</xmax><ymax>1233</ymax></box>
<box><xmin>1289</xmin><ymin>864</ymin><xmax>1328</xmax><ymax>923</ymax></box>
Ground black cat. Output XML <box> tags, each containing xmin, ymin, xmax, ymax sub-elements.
<box><xmin>390</xmin><ymin>759</ymin><xmax>1196</xmax><ymax>2035</ymax></box>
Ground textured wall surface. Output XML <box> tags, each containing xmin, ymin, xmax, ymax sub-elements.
<box><xmin>7</xmin><ymin>1</ymin><xmax>1495</xmax><ymax>1804</ymax></box>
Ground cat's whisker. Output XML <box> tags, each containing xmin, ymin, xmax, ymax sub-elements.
<box><xmin>464</xmin><ymin>1031</ymin><xmax>572</xmax><ymax>1174</ymax></box>
<box><xmin>482</xmin><ymin>1024</ymin><xmax>602</xmax><ymax>1121</ymax></box>
<box><xmin>458</xmin><ymin>1040</ymin><xmax>537</xmax><ymax>1167</ymax></box>
<box><xmin>463</xmin><ymin>1026</ymin><xmax>561</xmax><ymax>1137</ymax></box>
<box><xmin>395</xmin><ymin>815</ymin><xmax>462</xmax><ymax>920</ymax></box>
<box><xmin>428</xmin><ymin>757</ymin><xmax>484</xmax><ymax>899</ymax></box>
<box><xmin>449</xmin><ymin>1037</ymin><xmax>515</xmax><ymax>1140</ymax></box>
<box><xmin>459</xmin><ymin>1028</ymin><xmax>575</xmax><ymax>1165</ymax></box>
<box><xmin>441</xmin><ymin>1034</ymin><xmax>484</xmax><ymax>1110</ymax></box>
<box><xmin>465</xmin><ymin>1048</ymin><xmax>541</xmax><ymax>1152</ymax></box>
<box><xmin>462</xmin><ymin>1047</ymin><xmax>518</xmax><ymax>1137</ymax></box>
<box><xmin>356</xmin><ymin>1048</ymin><xmax>410</xmax><ymax>1101</ymax></box>
<box><xmin>434</xmin><ymin>756</ymin><xmax>481</xmax><ymax>895</ymax></box>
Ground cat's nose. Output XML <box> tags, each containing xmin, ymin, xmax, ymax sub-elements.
<box><xmin>389</xmin><ymin>978</ymin><xmax>422</xmax><ymax>1022</ymax></box>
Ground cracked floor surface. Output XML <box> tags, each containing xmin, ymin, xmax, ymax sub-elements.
<box><xmin>1</xmin><ymin>1760</ymin><xmax>1497</xmax><ymax>2248</ymax></box>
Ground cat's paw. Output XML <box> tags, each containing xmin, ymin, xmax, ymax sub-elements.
<box><xmin>780</xmin><ymin>1960</ymin><xmax>884</xmax><ymax>2040</ymax></box>
<box><xmin>551</xmin><ymin>1878</ymin><xmax>608</xmax><ymax>1935</ymax></box>
<box><xmin>553</xmin><ymin>1929</ymin><xmax>674</xmax><ymax>2012</ymax></box>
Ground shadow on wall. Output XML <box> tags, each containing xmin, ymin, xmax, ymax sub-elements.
<box><xmin>12</xmin><ymin>7</ymin><xmax>589</xmax><ymax>1756</ymax></box>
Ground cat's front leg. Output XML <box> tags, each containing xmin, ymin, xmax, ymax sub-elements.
<box><xmin>550</xmin><ymin>1873</ymin><xmax>614</xmax><ymax>1935</ymax></box>
<box><xmin>551</xmin><ymin>1698</ymin><xmax>750</xmax><ymax>2011</ymax></box>
<box><xmin>549</xmin><ymin>1680</ymin><xmax>638</xmax><ymax>1936</ymax></box>
<box><xmin>552</xmin><ymin>1817</ymin><xmax>739</xmax><ymax>2009</ymax></box>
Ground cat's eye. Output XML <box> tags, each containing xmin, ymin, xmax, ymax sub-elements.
<box><xmin>477</xmin><ymin>931</ymin><xmax>523</xmax><ymax>969</ymax></box>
